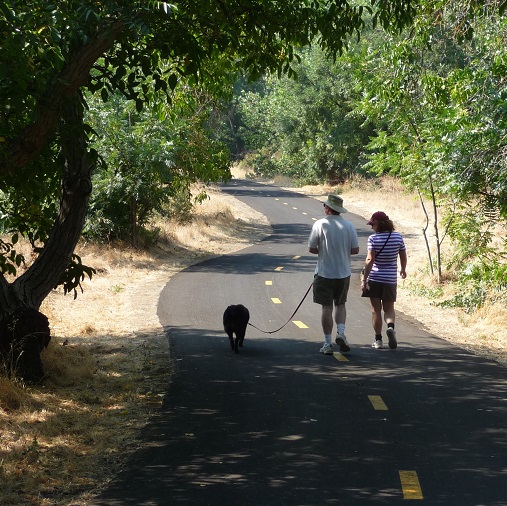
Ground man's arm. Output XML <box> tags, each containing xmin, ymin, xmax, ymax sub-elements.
<box><xmin>351</xmin><ymin>246</ymin><xmax>359</xmax><ymax>255</ymax></box>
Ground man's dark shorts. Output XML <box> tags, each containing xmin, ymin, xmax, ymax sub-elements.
<box><xmin>361</xmin><ymin>280</ymin><xmax>397</xmax><ymax>301</ymax></box>
<box><xmin>313</xmin><ymin>275</ymin><xmax>351</xmax><ymax>306</ymax></box>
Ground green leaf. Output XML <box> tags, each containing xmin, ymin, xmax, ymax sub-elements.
<box><xmin>168</xmin><ymin>73</ymin><xmax>178</xmax><ymax>90</ymax></box>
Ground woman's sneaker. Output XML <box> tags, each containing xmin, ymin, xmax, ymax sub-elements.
<box><xmin>386</xmin><ymin>328</ymin><xmax>397</xmax><ymax>349</ymax></box>
<box><xmin>372</xmin><ymin>339</ymin><xmax>383</xmax><ymax>349</ymax></box>
<box><xmin>319</xmin><ymin>343</ymin><xmax>334</xmax><ymax>355</ymax></box>
<box><xmin>335</xmin><ymin>334</ymin><xmax>350</xmax><ymax>353</ymax></box>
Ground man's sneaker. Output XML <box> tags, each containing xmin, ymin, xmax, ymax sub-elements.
<box><xmin>319</xmin><ymin>343</ymin><xmax>334</xmax><ymax>355</ymax></box>
<box><xmin>335</xmin><ymin>334</ymin><xmax>350</xmax><ymax>353</ymax></box>
<box><xmin>372</xmin><ymin>339</ymin><xmax>383</xmax><ymax>349</ymax></box>
<box><xmin>386</xmin><ymin>328</ymin><xmax>397</xmax><ymax>349</ymax></box>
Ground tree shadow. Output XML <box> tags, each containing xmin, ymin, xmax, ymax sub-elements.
<box><xmin>94</xmin><ymin>325</ymin><xmax>507</xmax><ymax>506</ymax></box>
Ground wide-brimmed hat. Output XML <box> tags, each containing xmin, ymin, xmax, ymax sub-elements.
<box><xmin>367</xmin><ymin>211</ymin><xmax>389</xmax><ymax>225</ymax></box>
<box><xmin>324</xmin><ymin>194</ymin><xmax>348</xmax><ymax>213</ymax></box>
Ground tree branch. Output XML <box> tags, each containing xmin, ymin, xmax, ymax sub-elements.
<box><xmin>0</xmin><ymin>20</ymin><xmax>125</xmax><ymax>177</ymax></box>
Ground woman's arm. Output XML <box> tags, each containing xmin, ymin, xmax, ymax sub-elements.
<box><xmin>361</xmin><ymin>249</ymin><xmax>375</xmax><ymax>291</ymax></box>
<box><xmin>399</xmin><ymin>249</ymin><xmax>407</xmax><ymax>279</ymax></box>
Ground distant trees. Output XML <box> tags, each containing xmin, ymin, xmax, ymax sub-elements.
<box><xmin>233</xmin><ymin>45</ymin><xmax>375</xmax><ymax>184</ymax></box>
<box><xmin>230</xmin><ymin>0</ymin><xmax>507</xmax><ymax>293</ymax></box>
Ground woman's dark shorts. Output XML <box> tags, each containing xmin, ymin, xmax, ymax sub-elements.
<box><xmin>313</xmin><ymin>275</ymin><xmax>351</xmax><ymax>306</ymax></box>
<box><xmin>361</xmin><ymin>280</ymin><xmax>397</xmax><ymax>301</ymax></box>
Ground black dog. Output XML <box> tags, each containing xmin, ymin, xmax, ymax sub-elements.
<box><xmin>223</xmin><ymin>304</ymin><xmax>250</xmax><ymax>354</ymax></box>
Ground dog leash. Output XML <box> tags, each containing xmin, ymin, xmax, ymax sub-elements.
<box><xmin>247</xmin><ymin>281</ymin><xmax>314</xmax><ymax>334</ymax></box>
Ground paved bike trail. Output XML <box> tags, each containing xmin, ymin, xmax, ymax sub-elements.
<box><xmin>92</xmin><ymin>180</ymin><xmax>507</xmax><ymax>505</ymax></box>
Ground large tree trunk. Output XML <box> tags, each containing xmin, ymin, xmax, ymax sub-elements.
<box><xmin>0</xmin><ymin>96</ymin><xmax>94</xmax><ymax>380</ymax></box>
<box><xmin>10</xmin><ymin>96</ymin><xmax>94</xmax><ymax>312</ymax></box>
<box><xmin>0</xmin><ymin>20</ymin><xmax>126</xmax><ymax>381</ymax></box>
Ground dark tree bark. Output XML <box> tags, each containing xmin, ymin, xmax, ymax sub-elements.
<box><xmin>0</xmin><ymin>307</ymin><xmax>51</xmax><ymax>383</ymax></box>
<box><xmin>0</xmin><ymin>95</ymin><xmax>94</xmax><ymax>380</ymax></box>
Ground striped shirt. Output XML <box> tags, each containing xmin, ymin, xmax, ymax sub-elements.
<box><xmin>367</xmin><ymin>231</ymin><xmax>406</xmax><ymax>284</ymax></box>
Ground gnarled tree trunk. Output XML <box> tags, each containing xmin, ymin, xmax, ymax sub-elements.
<box><xmin>0</xmin><ymin>95</ymin><xmax>94</xmax><ymax>380</ymax></box>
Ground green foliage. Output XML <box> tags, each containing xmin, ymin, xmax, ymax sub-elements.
<box><xmin>407</xmin><ymin>282</ymin><xmax>444</xmax><ymax>300</ymax></box>
<box><xmin>0</xmin><ymin>235</ymin><xmax>24</xmax><ymax>276</ymax></box>
<box><xmin>437</xmin><ymin>258</ymin><xmax>507</xmax><ymax>313</ymax></box>
<box><xmin>58</xmin><ymin>254</ymin><xmax>96</xmax><ymax>300</ymax></box>
<box><xmin>233</xmin><ymin>45</ymin><xmax>374</xmax><ymax>184</ymax></box>
<box><xmin>84</xmin><ymin>84</ymin><xmax>231</xmax><ymax>242</ymax></box>
<box><xmin>358</xmin><ymin>4</ymin><xmax>507</xmax><ymax>221</ymax></box>
<box><xmin>85</xmin><ymin>94</ymin><xmax>176</xmax><ymax>242</ymax></box>
<box><xmin>437</xmin><ymin>287</ymin><xmax>488</xmax><ymax>313</ymax></box>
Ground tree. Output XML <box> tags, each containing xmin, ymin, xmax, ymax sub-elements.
<box><xmin>356</xmin><ymin>0</ymin><xmax>507</xmax><ymax>282</ymax></box>
<box><xmin>234</xmin><ymin>45</ymin><xmax>375</xmax><ymax>184</ymax></box>
<box><xmin>0</xmin><ymin>0</ymin><xmax>417</xmax><ymax>378</ymax></box>
<box><xmin>85</xmin><ymin>85</ymin><xmax>230</xmax><ymax>244</ymax></box>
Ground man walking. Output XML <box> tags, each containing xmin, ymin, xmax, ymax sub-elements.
<box><xmin>308</xmin><ymin>195</ymin><xmax>359</xmax><ymax>355</ymax></box>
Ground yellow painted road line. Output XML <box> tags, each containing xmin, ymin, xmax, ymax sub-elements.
<box><xmin>275</xmin><ymin>266</ymin><xmax>284</xmax><ymax>271</ymax></box>
<box><xmin>283</xmin><ymin>202</ymin><xmax>288</xmax><ymax>205</ymax></box>
<box><xmin>302</xmin><ymin>212</ymin><xmax>308</xmax><ymax>215</ymax></box>
<box><xmin>292</xmin><ymin>255</ymin><xmax>301</xmax><ymax>260</ymax></box>
<box><xmin>265</xmin><ymin>280</ymin><xmax>273</xmax><ymax>286</ymax></box>
<box><xmin>312</xmin><ymin>217</ymin><xmax>317</xmax><ymax>221</ymax></box>
<box><xmin>368</xmin><ymin>395</ymin><xmax>388</xmax><ymax>411</ymax></box>
<box><xmin>399</xmin><ymin>471</ymin><xmax>423</xmax><ymax>500</ymax></box>
<box><xmin>333</xmin><ymin>353</ymin><xmax>349</xmax><ymax>362</ymax></box>
<box><xmin>292</xmin><ymin>321</ymin><xmax>308</xmax><ymax>329</ymax></box>
<box><xmin>271</xmin><ymin>298</ymin><xmax>282</xmax><ymax>304</ymax></box>
<box><xmin>293</xmin><ymin>207</ymin><xmax>298</xmax><ymax>210</ymax></box>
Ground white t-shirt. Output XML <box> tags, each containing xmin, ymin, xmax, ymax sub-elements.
<box><xmin>308</xmin><ymin>215</ymin><xmax>359</xmax><ymax>279</ymax></box>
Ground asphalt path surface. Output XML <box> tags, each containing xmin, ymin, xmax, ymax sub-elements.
<box><xmin>93</xmin><ymin>180</ymin><xmax>507</xmax><ymax>506</ymax></box>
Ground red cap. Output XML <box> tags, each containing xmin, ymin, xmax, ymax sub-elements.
<box><xmin>367</xmin><ymin>211</ymin><xmax>389</xmax><ymax>225</ymax></box>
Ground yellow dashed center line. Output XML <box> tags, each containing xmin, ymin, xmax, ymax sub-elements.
<box><xmin>292</xmin><ymin>255</ymin><xmax>301</xmax><ymax>260</ymax></box>
<box><xmin>312</xmin><ymin>217</ymin><xmax>317</xmax><ymax>221</ymax></box>
<box><xmin>302</xmin><ymin>212</ymin><xmax>308</xmax><ymax>215</ymax></box>
<box><xmin>292</xmin><ymin>321</ymin><xmax>308</xmax><ymax>329</ymax></box>
<box><xmin>265</xmin><ymin>280</ymin><xmax>273</xmax><ymax>286</ymax></box>
<box><xmin>283</xmin><ymin>202</ymin><xmax>288</xmax><ymax>205</ymax></box>
<box><xmin>271</xmin><ymin>298</ymin><xmax>282</xmax><ymax>304</ymax></box>
<box><xmin>333</xmin><ymin>353</ymin><xmax>349</xmax><ymax>362</ymax></box>
<box><xmin>399</xmin><ymin>471</ymin><xmax>423</xmax><ymax>499</ymax></box>
<box><xmin>292</xmin><ymin>207</ymin><xmax>298</xmax><ymax>210</ymax></box>
<box><xmin>274</xmin><ymin>266</ymin><xmax>284</xmax><ymax>271</ymax></box>
<box><xmin>368</xmin><ymin>395</ymin><xmax>388</xmax><ymax>411</ymax></box>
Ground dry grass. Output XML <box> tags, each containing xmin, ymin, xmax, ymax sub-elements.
<box><xmin>0</xmin><ymin>174</ymin><xmax>505</xmax><ymax>505</ymax></box>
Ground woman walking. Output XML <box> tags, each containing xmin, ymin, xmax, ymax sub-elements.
<box><xmin>361</xmin><ymin>211</ymin><xmax>407</xmax><ymax>349</ymax></box>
